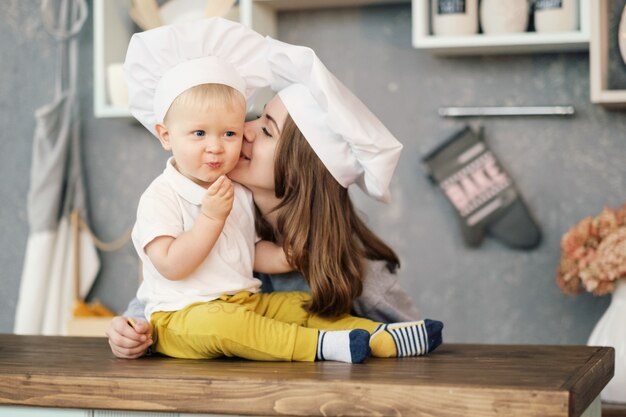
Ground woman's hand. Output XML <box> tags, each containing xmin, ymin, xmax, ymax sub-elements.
<box><xmin>106</xmin><ymin>316</ymin><xmax>153</xmax><ymax>359</ymax></box>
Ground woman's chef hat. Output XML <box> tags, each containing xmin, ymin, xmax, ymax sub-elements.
<box><xmin>266</xmin><ymin>38</ymin><xmax>403</xmax><ymax>203</ymax></box>
<box><xmin>124</xmin><ymin>17</ymin><xmax>272</xmax><ymax>137</ymax></box>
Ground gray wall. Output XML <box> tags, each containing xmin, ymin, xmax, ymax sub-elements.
<box><xmin>2</xmin><ymin>0</ymin><xmax>625</xmax><ymax>344</ymax></box>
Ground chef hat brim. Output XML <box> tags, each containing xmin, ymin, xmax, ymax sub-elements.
<box><xmin>268</xmin><ymin>38</ymin><xmax>403</xmax><ymax>203</ymax></box>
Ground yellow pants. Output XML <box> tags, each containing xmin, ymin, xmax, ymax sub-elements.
<box><xmin>150</xmin><ymin>291</ymin><xmax>381</xmax><ymax>362</ymax></box>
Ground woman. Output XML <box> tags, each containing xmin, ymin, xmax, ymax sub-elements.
<box><xmin>108</xmin><ymin>33</ymin><xmax>431</xmax><ymax>359</ymax></box>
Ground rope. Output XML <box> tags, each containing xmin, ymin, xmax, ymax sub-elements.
<box><xmin>78</xmin><ymin>215</ymin><xmax>133</xmax><ymax>252</ymax></box>
<box><xmin>71</xmin><ymin>210</ymin><xmax>81</xmax><ymax>301</ymax></box>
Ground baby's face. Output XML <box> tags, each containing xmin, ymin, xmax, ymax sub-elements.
<box><xmin>163</xmin><ymin>99</ymin><xmax>245</xmax><ymax>188</ymax></box>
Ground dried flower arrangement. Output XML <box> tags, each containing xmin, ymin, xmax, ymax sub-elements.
<box><xmin>557</xmin><ymin>205</ymin><xmax>626</xmax><ymax>296</ymax></box>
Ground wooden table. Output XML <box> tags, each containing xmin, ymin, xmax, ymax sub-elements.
<box><xmin>0</xmin><ymin>335</ymin><xmax>614</xmax><ymax>417</ymax></box>
<box><xmin>604</xmin><ymin>403</ymin><xmax>626</xmax><ymax>417</ymax></box>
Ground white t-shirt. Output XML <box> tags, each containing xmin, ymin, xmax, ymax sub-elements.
<box><xmin>133</xmin><ymin>158</ymin><xmax>261</xmax><ymax>319</ymax></box>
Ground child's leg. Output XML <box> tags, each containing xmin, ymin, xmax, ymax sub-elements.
<box><xmin>234</xmin><ymin>291</ymin><xmax>370</xmax><ymax>363</ymax></box>
<box><xmin>259</xmin><ymin>292</ymin><xmax>444</xmax><ymax>359</ymax></box>
<box><xmin>369</xmin><ymin>320</ymin><xmax>444</xmax><ymax>358</ymax></box>
<box><xmin>151</xmin><ymin>299</ymin><xmax>317</xmax><ymax>361</ymax></box>
<box><xmin>150</xmin><ymin>294</ymin><xmax>369</xmax><ymax>363</ymax></box>
<box><xmin>246</xmin><ymin>291</ymin><xmax>381</xmax><ymax>332</ymax></box>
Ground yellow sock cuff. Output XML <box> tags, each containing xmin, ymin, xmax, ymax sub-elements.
<box><xmin>369</xmin><ymin>324</ymin><xmax>397</xmax><ymax>358</ymax></box>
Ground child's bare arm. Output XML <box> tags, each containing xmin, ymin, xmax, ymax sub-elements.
<box><xmin>146</xmin><ymin>176</ymin><xmax>234</xmax><ymax>280</ymax></box>
<box><xmin>145</xmin><ymin>215</ymin><xmax>225</xmax><ymax>280</ymax></box>
<box><xmin>254</xmin><ymin>240</ymin><xmax>293</xmax><ymax>274</ymax></box>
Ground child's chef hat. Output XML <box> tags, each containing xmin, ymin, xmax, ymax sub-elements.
<box><xmin>124</xmin><ymin>17</ymin><xmax>271</xmax><ymax>137</ymax></box>
<box><xmin>267</xmin><ymin>38</ymin><xmax>403</xmax><ymax>203</ymax></box>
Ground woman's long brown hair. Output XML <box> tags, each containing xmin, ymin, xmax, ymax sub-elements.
<box><xmin>261</xmin><ymin>115</ymin><xmax>400</xmax><ymax>318</ymax></box>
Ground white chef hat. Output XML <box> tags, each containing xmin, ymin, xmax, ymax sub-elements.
<box><xmin>124</xmin><ymin>17</ymin><xmax>272</xmax><ymax>137</ymax></box>
<box><xmin>266</xmin><ymin>38</ymin><xmax>403</xmax><ymax>203</ymax></box>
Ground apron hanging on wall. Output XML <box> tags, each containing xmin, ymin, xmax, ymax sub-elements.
<box><xmin>14</xmin><ymin>0</ymin><xmax>100</xmax><ymax>335</ymax></box>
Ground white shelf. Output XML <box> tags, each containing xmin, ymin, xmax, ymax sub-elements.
<box><xmin>252</xmin><ymin>0</ymin><xmax>408</xmax><ymax>11</ymax></box>
<box><xmin>412</xmin><ymin>0</ymin><xmax>591</xmax><ymax>55</ymax></box>
<box><xmin>243</xmin><ymin>0</ymin><xmax>410</xmax><ymax>37</ymax></box>
<box><xmin>93</xmin><ymin>0</ymin><xmax>410</xmax><ymax>118</ymax></box>
<box><xmin>590</xmin><ymin>0</ymin><xmax>626</xmax><ymax>107</ymax></box>
<box><xmin>93</xmin><ymin>0</ymin><xmax>253</xmax><ymax>119</ymax></box>
<box><xmin>93</xmin><ymin>0</ymin><xmax>133</xmax><ymax>118</ymax></box>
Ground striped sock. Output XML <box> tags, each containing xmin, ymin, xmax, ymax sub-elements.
<box><xmin>370</xmin><ymin>319</ymin><xmax>443</xmax><ymax>358</ymax></box>
<box><xmin>316</xmin><ymin>329</ymin><xmax>371</xmax><ymax>363</ymax></box>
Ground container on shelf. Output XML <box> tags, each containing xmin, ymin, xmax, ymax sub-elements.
<box><xmin>534</xmin><ymin>0</ymin><xmax>578</xmax><ymax>33</ymax></box>
<box><xmin>480</xmin><ymin>0</ymin><xmax>529</xmax><ymax>35</ymax></box>
<box><xmin>106</xmin><ymin>63</ymin><xmax>128</xmax><ymax>108</ymax></box>
<box><xmin>431</xmin><ymin>0</ymin><xmax>478</xmax><ymax>36</ymax></box>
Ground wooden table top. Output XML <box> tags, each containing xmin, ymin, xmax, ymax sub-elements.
<box><xmin>0</xmin><ymin>334</ymin><xmax>614</xmax><ymax>417</ymax></box>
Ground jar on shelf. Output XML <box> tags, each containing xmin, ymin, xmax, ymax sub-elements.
<box><xmin>431</xmin><ymin>0</ymin><xmax>478</xmax><ymax>36</ymax></box>
<box><xmin>480</xmin><ymin>0</ymin><xmax>530</xmax><ymax>35</ymax></box>
<box><xmin>534</xmin><ymin>0</ymin><xmax>578</xmax><ymax>33</ymax></box>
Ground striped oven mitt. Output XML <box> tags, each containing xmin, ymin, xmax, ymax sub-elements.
<box><xmin>422</xmin><ymin>125</ymin><xmax>541</xmax><ymax>249</ymax></box>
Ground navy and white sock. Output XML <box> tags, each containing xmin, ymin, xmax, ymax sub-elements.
<box><xmin>316</xmin><ymin>329</ymin><xmax>371</xmax><ymax>363</ymax></box>
<box><xmin>370</xmin><ymin>319</ymin><xmax>443</xmax><ymax>358</ymax></box>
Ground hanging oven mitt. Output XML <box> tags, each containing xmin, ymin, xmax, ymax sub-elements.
<box><xmin>422</xmin><ymin>125</ymin><xmax>541</xmax><ymax>249</ymax></box>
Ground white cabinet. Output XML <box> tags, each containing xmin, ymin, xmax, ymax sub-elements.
<box><xmin>412</xmin><ymin>0</ymin><xmax>591</xmax><ymax>55</ymax></box>
<box><xmin>590</xmin><ymin>0</ymin><xmax>626</xmax><ymax>107</ymax></box>
<box><xmin>93</xmin><ymin>0</ymin><xmax>261</xmax><ymax>118</ymax></box>
<box><xmin>93</xmin><ymin>0</ymin><xmax>410</xmax><ymax>118</ymax></box>
<box><xmin>93</xmin><ymin>0</ymin><xmax>135</xmax><ymax>118</ymax></box>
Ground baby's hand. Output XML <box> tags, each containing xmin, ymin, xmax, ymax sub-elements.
<box><xmin>201</xmin><ymin>175</ymin><xmax>234</xmax><ymax>222</ymax></box>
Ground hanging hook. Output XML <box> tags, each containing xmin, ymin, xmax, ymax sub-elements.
<box><xmin>40</xmin><ymin>0</ymin><xmax>88</xmax><ymax>41</ymax></box>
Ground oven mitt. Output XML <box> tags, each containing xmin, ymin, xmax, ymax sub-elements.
<box><xmin>422</xmin><ymin>125</ymin><xmax>541</xmax><ymax>249</ymax></box>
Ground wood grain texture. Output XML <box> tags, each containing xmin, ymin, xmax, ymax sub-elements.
<box><xmin>0</xmin><ymin>335</ymin><xmax>614</xmax><ymax>417</ymax></box>
<box><xmin>603</xmin><ymin>403</ymin><xmax>626</xmax><ymax>417</ymax></box>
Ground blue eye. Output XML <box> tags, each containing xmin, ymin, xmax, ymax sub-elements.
<box><xmin>225</xmin><ymin>131</ymin><xmax>236</xmax><ymax>137</ymax></box>
<box><xmin>193</xmin><ymin>130</ymin><xmax>205</xmax><ymax>137</ymax></box>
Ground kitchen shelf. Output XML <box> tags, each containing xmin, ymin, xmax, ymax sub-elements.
<box><xmin>93</xmin><ymin>0</ymin><xmax>133</xmax><ymax>118</ymax></box>
<box><xmin>244</xmin><ymin>0</ymin><xmax>410</xmax><ymax>37</ymax></box>
<box><xmin>94</xmin><ymin>0</ymin><xmax>250</xmax><ymax>118</ymax></box>
<box><xmin>590</xmin><ymin>0</ymin><xmax>626</xmax><ymax>107</ymax></box>
<box><xmin>93</xmin><ymin>0</ymin><xmax>410</xmax><ymax>118</ymax></box>
<box><xmin>412</xmin><ymin>0</ymin><xmax>591</xmax><ymax>55</ymax></box>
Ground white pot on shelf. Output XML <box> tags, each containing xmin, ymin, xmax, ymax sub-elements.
<box><xmin>431</xmin><ymin>0</ymin><xmax>478</xmax><ymax>36</ymax></box>
<box><xmin>588</xmin><ymin>280</ymin><xmax>626</xmax><ymax>404</ymax></box>
<box><xmin>480</xmin><ymin>0</ymin><xmax>529</xmax><ymax>35</ymax></box>
<box><xmin>534</xmin><ymin>0</ymin><xmax>577</xmax><ymax>33</ymax></box>
<box><xmin>106</xmin><ymin>63</ymin><xmax>128</xmax><ymax>108</ymax></box>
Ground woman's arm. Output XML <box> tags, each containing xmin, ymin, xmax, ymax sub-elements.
<box><xmin>123</xmin><ymin>295</ymin><xmax>146</xmax><ymax>320</ymax></box>
<box><xmin>254</xmin><ymin>240</ymin><xmax>293</xmax><ymax>274</ymax></box>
